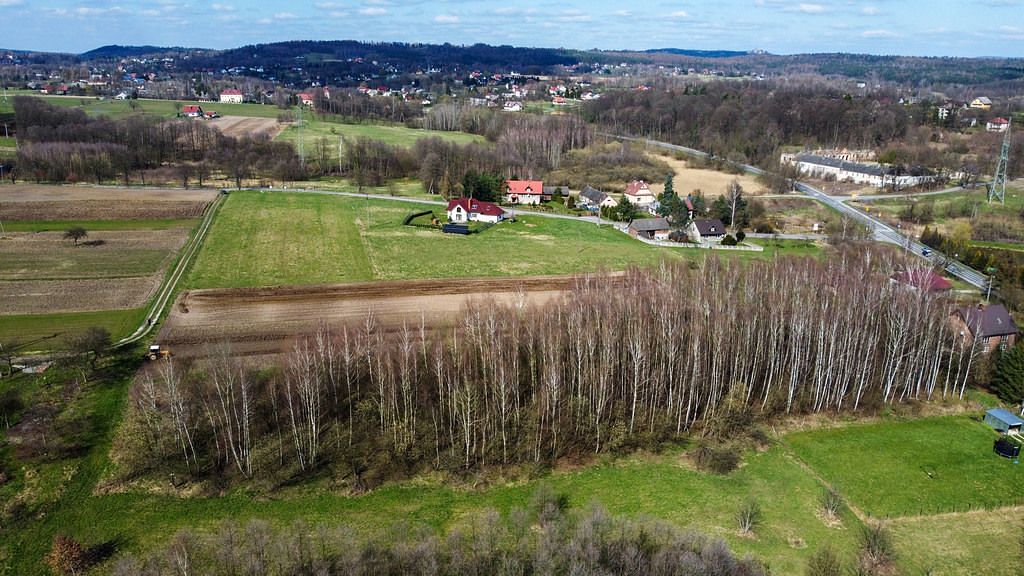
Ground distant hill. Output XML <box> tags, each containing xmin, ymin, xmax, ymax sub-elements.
<box><xmin>643</xmin><ymin>48</ymin><xmax>753</xmax><ymax>59</ymax></box>
<box><xmin>80</xmin><ymin>45</ymin><xmax>199</xmax><ymax>59</ymax></box>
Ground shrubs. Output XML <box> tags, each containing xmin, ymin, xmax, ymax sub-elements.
<box><xmin>695</xmin><ymin>443</ymin><xmax>740</xmax><ymax>474</ymax></box>
<box><xmin>735</xmin><ymin>499</ymin><xmax>762</xmax><ymax>535</ymax></box>
<box><xmin>46</xmin><ymin>534</ymin><xmax>87</xmax><ymax>576</ymax></box>
<box><xmin>806</xmin><ymin>545</ymin><xmax>843</xmax><ymax>576</ymax></box>
<box><xmin>820</xmin><ymin>488</ymin><xmax>844</xmax><ymax>520</ymax></box>
<box><xmin>857</xmin><ymin>523</ymin><xmax>896</xmax><ymax>575</ymax></box>
<box><xmin>721</xmin><ymin>234</ymin><xmax>738</xmax><ymax>246</ymax></box>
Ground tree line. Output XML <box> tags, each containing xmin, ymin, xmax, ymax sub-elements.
<box><xmin>11</xmin><ymin>96</ymin><xmax>305</xmax><ymax>185</ymax></box>
<box><xmin>114</xmin><ymin>253</ymin><xmax>973</xmax><ymax>487</ymax></box>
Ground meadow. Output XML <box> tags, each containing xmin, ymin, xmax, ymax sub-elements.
<box><xmin>276</xmin><ymin>114</ymin><xmax>484</xmax><ymax>157</ymax></box>
<box><xmin>186</xmin><ymin>190</ymin><xmax>819</xmax><ymax>289</ymax></box>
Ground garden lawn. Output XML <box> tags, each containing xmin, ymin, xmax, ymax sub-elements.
<box><xmin>785</xmin><ymin>415</ymin><xmax>1024</xmax><ymax>518</ymax></box>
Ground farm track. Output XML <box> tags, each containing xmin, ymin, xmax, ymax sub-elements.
<box><xmin>159</xmin><ymin>274</ymin><xmax>622</xmax><ymax>358</ymax></box>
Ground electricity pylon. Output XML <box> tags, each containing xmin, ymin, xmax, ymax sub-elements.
<box><xmin>988</xmin><ymin>118</ymin><xmax>1012</xmax><ymax>204</ymax></box>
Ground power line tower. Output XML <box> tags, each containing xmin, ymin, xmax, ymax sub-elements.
<box><xmin>988</xmin><ymin>118</ymin><xmax>1012</xmax><ymax>204</ymax></box>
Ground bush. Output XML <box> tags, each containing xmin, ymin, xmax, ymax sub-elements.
<box><xmin>721</xmin><ymin>234</ymin><xmax>738</xmax><ymax>246</ymax></box>
<box><xmin>857</xmin><ymin>523</ymin><xmax>896</xmax><ymax>574</ymax></box>
<box><xmin>806</xmin><ymin>545</ymin><xmax>843</xmax><ymax>576</ymax></box>
<box><xmin>695</xmin><ymin>444</ymin><xmax>740</xmax><ymax>474</ymax></box>
<box><xmin>820</xmin><ymin>488</ymin><xmax>844</xmax><ymax>519</ymax></box>
<box><xmin>736</xmin><ymin>230</ymin><xmax>746</xmax><ymax>242</ymax></box>
<box><xmin>736</xmin><ymin>499</ymin><xmax>762</xmax><ymax>534</ymax></box>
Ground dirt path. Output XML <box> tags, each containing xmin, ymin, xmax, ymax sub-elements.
<box><xmin>158</xmin><ymin>275</ymin><xmax>604</xmax><ymax>358</ymax></box>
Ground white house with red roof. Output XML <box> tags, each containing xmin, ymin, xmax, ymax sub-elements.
<box><xmin>298</xmin><ymin>93</ymin><xmax>315</xmax><ymax>106</ymax></box>
<box><xmin>986</xmin><ymin>117</ymin><xmax>1010</xmax><ymax>133</ymax></box>
<box><xmin>219</xmin><ymin>88</ymin><xmax>243</xmax><ymax>103</ymax></box>
<box><xmin>504</xmin><ymin>180</ymin><xmax>545</xmax><ymax>205</ymax></box>
<box><xmin>624</xmin><ymin>180</ymin><xmax>656</xmax><ymax>208</ymax></box>
<box><xmin>181</xmin><ymin>104</ymin><xmax>203</xmax><ymax>118</ymax></box>
<box><xmin>447</xmin><ymin>197</ymin><xmax>508</xmax><ymax>224</ymax></box>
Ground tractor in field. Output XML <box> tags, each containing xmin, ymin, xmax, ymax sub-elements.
<box><xmin>147</xmin><ymin>344</ymin><xmax>172</xmax><ymax>361</ymax></box>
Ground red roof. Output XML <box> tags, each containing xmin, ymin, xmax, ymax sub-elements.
<box><xmin>990</xmin><ymin>117</ymin><xmax>1009</xmax><ymax>124</ymax></box>
<box><xmin>625</xmin><ymin>180</ymin><xmax>653</xmax><ymax>196</ymax></box>
<box><xmin>182</xmin><ymin>105</ymin><xmax>202</xmax><ymax>114</ymax></box>
<box><xmin>506</xmin><ymin>180</ymin><xmax>544</xmax><ymax>196</ymax></box>
<box><xmin>893</xmin><ymin>269</ymin><xmax>953</xmax><ymax>292</ymax></box>
<box><xmin>221</xmin><ymin>88</ymin><xmax>242</xmax><ymax>95</ymax></box>
<box><xmin>298</xmin><ymin>93</ymin><xmax>313</xmax><ymax>101</ymax></box>
<box><xmin>447</xmin><ymin>197</ymin><xmax>506</xmax><ymax>217</ymax></box>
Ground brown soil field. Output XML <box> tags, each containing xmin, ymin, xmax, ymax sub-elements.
<box><xmin>0</xmin><ymin>276</ymin><xmax>161</xmax><ymax>314</ymax></box>
<box><xmin>0</xmin><ymin>185</ymin><xmax>218</xmax><ymax>221</ymax></box>
<box><xmin>207</xmin><ymin>116</ymin><xmax>283</xmax><ymax>139</ymax></box>
<box><xmin>649</xmin><ymin>155</ymin><xmax>768</xmax><ymax>198</ymax></box>
<box><xmin>159</xmin><ymin>275</ymin><xmax>601</xmax><ymax>358</ymax></box>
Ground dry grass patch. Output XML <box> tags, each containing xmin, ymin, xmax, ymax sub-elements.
<box><xmin>652</xmin><ymin>154</ymin><xmax>767</xmax><ymax>197</ymax></box>
<box><xmin>0</xmin><ymin>185</ymin><xmax>217</xmax><ymax>221</ymax></box>
<box><xmin>0</xmin><ymin>277</ymin><xmax>161</xmax><ymax>314</ymax></box>
<box><xmin>0</xmin><ymin>229</ymin><xmax>189</xmax><ymax>280</ymax></box>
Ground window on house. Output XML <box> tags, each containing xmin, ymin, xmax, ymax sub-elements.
<box><xmin>1000</xmin><ymin>335</ymin><xmax>1009</xmax><ymax>351</ymax></box>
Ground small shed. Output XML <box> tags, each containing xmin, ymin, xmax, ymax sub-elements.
<box><xmin>984</xmin><ymin>408</ymin><xmax>1024</xmax><ymax>433</ymax></box>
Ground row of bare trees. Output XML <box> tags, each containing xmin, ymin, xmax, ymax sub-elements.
<box><xmin>119</xmin><ymin>254</ymin><xmax>975</xmax><ymax>483</ymax></box>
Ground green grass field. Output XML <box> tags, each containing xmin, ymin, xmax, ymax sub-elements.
<box><xmin>786</xmin><ymin>415</ymin><xmax>1024</xmax><ymax>518</ymax></box>
<box><xmin>277</xmin><ymin>115</ymin><xmax>484</xmax><ymax>156</ymax></box>
<box><xmin>0</xmin><ymin>308</ymin><xmax>145</xmax><ymax>344</ymax></box>
<box><xmin>188</xmin><ymin>190</ymin><xmax>813</xmax><ymax>289</ymax></box>
<box><xmin>1</xmin><ymin>219</ymin><xmax>194</xmax><ymax>233</ymax></box>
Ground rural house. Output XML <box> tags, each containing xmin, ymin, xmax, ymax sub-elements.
<box><xmin>951</xmin><ymin>303</ymin><xmax>1020</xmax><ymax>353</ymax></box>
<box><xmin>219</xmin><ymin>88</ymin><xmax>243</xmax><ymax>103</ymax></box>
<box><xmin>628</xmin><ymin>217</ymin><xmax>671</xmax><ymax>240</ymax></box>
<box><xmin>298</xmin><ymin>93</ymin><xmax>315</xmax><ymax>106</ymax></box>
<box><xmin>579</xmin><ymin>185</ymin><xmax>618</xmax><ymax>210</ymax></box>
<box><xmin>891</xmin><ymin>269</ymin><xmax>953</xmax><ymax>293</ymax></box>
<box><xmin>986</xmin><ymin>117</ymin><xmax>1010</xmax><ymax>133</ymax></box>
<box><xmin>505</xmin><ymin>180</ymin><xmax>545</xmax><ymax>205</ymax></box>
<box><xmin>624</xmin><ymin>180</ymin><xmax>656</xmax><ymax>209</ymax></box>
<box><xmin>686</xmin><ymin>218</ymin><xmax>726</xmax><ymax>243</ymax></box>
<box><xmin>181</xmin><ymin>104</ymin><xmax>203</xmax><ymax>118</ymax></box>
<box><xmin>969</xmin><ymin>96</ymin><xmax>993</xmax><ymax>109</ymax></box>
<box><xmin>446</xmin><ymin>197</ymin><xmax>508</xmax><ymax>224</ymax></box>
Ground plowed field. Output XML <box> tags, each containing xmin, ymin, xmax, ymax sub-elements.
<box><xmin>0</xmin><ymin>185</ymin><xmax>218</xmax><ymax>220</ymax></box>
<box><xmin>159</xmin><ymin>275</ymin><xmax>602</xmax><ymax>357</ymax></box>
<box><xmin>207</xmin><ymin>116</ymin><xmax>282</xmax><ymax>139</ymax></box>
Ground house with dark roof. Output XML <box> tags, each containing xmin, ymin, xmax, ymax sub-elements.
<box><xmin>686</xmin><ymin>218</ymin><xmax>726</xmax><ymax>243</ymax></box>
<box><xmin>891</xmin><ymin>268</ymin><xmax>953</xmax><ymax>293</ymax></box>
<box><xmin>505</xmin><ymin>180</ymin><xmax>544</xmax><ymax>205</ymax></box>
<box><xmin>578</xmin><ymin>185</ymin><xmax>618</xmax><ymax>210</ymax></box>
<box><xmin>446</xmin><ymin>197</ymin><xmax>508</xmax><ymax>224</ymax></box>
<box><xmin>628</xmin><ymin>217</ymin><xmax>671</xmax><ymax>240</ymax></box>
<box><xmin>951</xmin><ymin>303</ymin><xmax>1019</xmax><ymax>353</ymax></box>
<box><xmin>781</xmin><ymin>153</ymin><xmax>936</xmax><ymax>189</ymax></box>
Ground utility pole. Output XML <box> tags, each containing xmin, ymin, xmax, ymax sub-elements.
<box><xmin>986</xmin><ymin>267</ymin><xmax>997</xmax><ymax>303</ymax></box>
<box><xmin>988</xmin><ymin>118</ymin><xmax>1011</xmax><ymax>204</ymax></box>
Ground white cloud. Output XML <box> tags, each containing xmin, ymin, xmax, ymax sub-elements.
<box><xmin>0</xmin><ymin>0</ymin><xmax>24</xmax><ymax>6</ymax></box>
<box><xmin>862</xmin><ymin>28</ymin><xmax>897</xmax><ymax>38</ymax></box>
<box><xmin>75</xmin><ymin>6</ymin><xmax>125</xmax><ymax>16</ymax></box>
<box><xmin>211</xmin><ymin>3</ymin><xmax>234</xmax><ymax>11</ymax></box>
<box><xmin>669</xmin><ymin>10</ymin><xmax>689</xmax><ymax>17</ymax></box>
<box><xmin>613</xmin><ymin>10</ymin><xmax>631</xmax><ymax>16</ymax></box>
<box><xmin>274</xmin><ymin>12</ymin><xmax>297</xmax><ymax>19</ymax></box>
<box><xmin>359</xmin><ymin>6</ymin><xmax>386</xmax><ymax>15</ymax></box>
<box><xmin>434</xmin><ymin>14</ymin><xmax>459</xmax><ymax>23</ymax></box>
<box><xmin>257</xmin><ymin>17</ymin><xmax>272</xmax><ymax>24</ymax></box>
<box><xmin>315</xmin><ymin>1</ymin><xmax>345</xmax><ymax>8</ymax></box>
<box><xmin>862</xmin><ymin>5</ymin><xmax>879</xmax><ymax>15</ymax></box>
<box><xmin>795</xmin><ymin>3</ymin><xmax>825</xmax><ymax>13</ymax></box>
<box><xmin>328</xmin><ymin>10</ymin><xmax>349</xmax><ymax>17</ymax></box>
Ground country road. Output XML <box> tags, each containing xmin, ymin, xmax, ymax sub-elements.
<box><xmin>610</xmin><ymin>134</ymin><xmax>990</xmax><ymax>289</ymax></box>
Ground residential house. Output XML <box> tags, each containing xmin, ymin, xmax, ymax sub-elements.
<box><xmin>503</xmin><ymin>101</ymin><xmax>523</xmax><ymax>112</ymax></box>
<box><xmin>579</xmin><ymin>185</ymin><xmax>618</xmax><ymax>211</ymax></box>
<box><xmin>446</xmin><ymin>197</ymin><xmax>508</xmax><ymax>224</ymax></box>
<box><xmin>505</xmin><ymin>180</ymin><xmax>545</xmax><ymax>205</ymax></box>
<box><xmin>181</xmin><ymin>104</ymin><xmax>203</xmax><ymax>118</ymax></box>
<box><xmin>219</xmin><ymin>88</ymin><xmax>243</xmax><ymax>103</ymax></box>
<box><xmin>969</xmin><ymin>97</ymin><xmax>993</xmax><ymax>109</ymax></box>
<box><xmin>686</xmin><ymin>219</ymin><xmax>726</xmax><ymax>243</ymax></box>
<box><xmin>891</xmin><ymin>268</ymin><xmax>953</xmax><ymax>293</ymax></box>
<box><xmin>781</xmin><ymin>153</ymin><xmax>936</xmax><ymax>189</ymax></box>
<box><xmin>628</xmin><ymin>218</ymin><xmax>671</xmax><ymax>240</ymax></box>
<box><xmin>951</xmin><ymin>303</ymin><xmax>1020</xmax><ymax>353</ymax></box>
<box><xmin>624</xmin><ymin>180</ymin><xmax>656</xmax><ymax>209</ymax></box>
<box><xmin>987</xmin><ymin>117</ymin><xmax>1010</xmax><ymax>133</ymax></box>
<box><xmin>298</xmin><ymin>93</ymin><xmax>315</xmax><ymax>106</ymax></box>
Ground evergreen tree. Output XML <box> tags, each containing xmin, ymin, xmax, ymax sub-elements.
<box><xmin>992</xmin><ymin>344</ymin><xmax>1024</xmax><ymax>405</ymax></box>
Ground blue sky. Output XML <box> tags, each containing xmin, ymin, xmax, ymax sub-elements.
<box><xmin>1</xmin><ymin>0</ymin><xmax>1022</xmax><ymax>57</ymax></box>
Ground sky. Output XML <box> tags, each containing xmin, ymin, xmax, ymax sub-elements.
<box><xmin>0</xmin><ymin>0</ymin><xmax>1022</xmax><ymax>57</ymax></box>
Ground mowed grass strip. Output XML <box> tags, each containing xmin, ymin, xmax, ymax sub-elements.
<box><xmin>187</xmin><ymin>191</ymin><xmax>374</xmax><ymax>288</ymax></box>
<box><xmin>0</xmin><ymin>247</ymin><xmax>170</xmax><ymax>280</ymax></box>
<box><xmin>889</xmin><ymin>506</ymin><xmax>1024</xmax><ymax>576</ymax></box>
<box><xmin>785</xmin><ymin>415</ymin><xmax>1024</xmax><ymax>518</ymax></box>
<box><xmin>1</xmin><ymin>219</ymin><xmax>195</xmax><ymax>232</ymax></box>
<box><xmin>0</xmin><ymin>307</ymin><xmax>146</xmax><ymax>345</ymax></box>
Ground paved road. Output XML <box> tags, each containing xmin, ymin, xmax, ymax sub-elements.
<box><xmin>607</xmin><ymin>134</ymin><xmax>990</xmax><ymax>289</ymax></box>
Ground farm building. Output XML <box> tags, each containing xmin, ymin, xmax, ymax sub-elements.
<box><xmin>986</xmin><ymin>117</ymin><xmax>1010</xmax><ymax>133</ymax></box>
<box><xmin>951</xmin><ymin>303</ymin><xmax>1020</xmax><ymax>353</ymax></box>
<box><xmin>781</xmin><ymin>153</ymin><xmax>936</xmax><ymax>189</ymax></box>
<box><xmin>579</xmin><ymin>185</ymin><xmax>618</xmax><ymax>210</ymax></box>
<box><xmin>297</xmin><ymin>93</ymin><xmax>315</xmax><ymax>106</ymax></box>
<box><xmin>446</xmin><ymin>197</ymin><xmax>508</xmax><ymax>224</ymax></box>
<box><xmin>624</xmin><ymin>180</ymin><xmax>657</xmax><ymax>209</ymax></box>
<box><xmin>970</xmin><ymin>96</ymin><xmax>992</xmax><ymax>109</ymax></box>
<box><xmin>181</xmin><ymin>104</ymin><xmax>203</xmax><ymax>118</ymax></box>
<box><xmin>984</xmin><ymin>409</ymin><xmax>1024</xmax><ymax>433</ymax></box>
<box><xmin>628</xmin><ymin>218</ymin><xmax>671</xmax><ymax>240</ymax></box>
<box><xmin>219</xmin><ymin>88</ymin><xmax>243</xmax><ymax>103</ymax></box>
<box><xmin>505</xmin><ymin>180</ymin><xmax>545</xmax><ymax>205</ymax></box>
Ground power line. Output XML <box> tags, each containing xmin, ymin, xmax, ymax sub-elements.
<box><xmin>988</xmin><ymin>118</ymin><xmax>1012</xmax><ymax>204</ymax></box>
